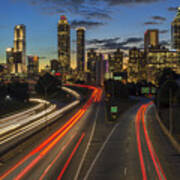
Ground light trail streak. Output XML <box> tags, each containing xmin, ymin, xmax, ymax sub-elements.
<box><xmin>136</xmin><ymin>105</ymin><xmax>147</xmax><ymax>180</ymax></box>
<box><xmin>57</xmin><ymin>133</ymin><xmax>85</xmax><ymax>180</ymax></box>
<box><xmin>142</xmin><ymin>103</ymin><xmax>167</xmax><ymax>180</ymax></box>
<box><xmin>39</xmin><ymin>132</ymin><xmax>77</xmax><ymax>180</ymax></box>
<box><xmin>136</xmin><ymin>102</ymin><xmax>167</xmax><ymax>180</ymax></box>
<box><xmin>0</xmin><ymin>85</ymin><xmax>102</xmax><ymax>180</ymax></box>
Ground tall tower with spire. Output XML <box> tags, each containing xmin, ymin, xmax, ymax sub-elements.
<box><xmin>58</xmin><ymin>15</ymin><xmax>71</xmax><ymax>72</ymax></box>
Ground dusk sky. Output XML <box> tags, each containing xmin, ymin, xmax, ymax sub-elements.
<box><xmin>0</xmin><ymin>0</ymin><xmax>179</xmax><ymax>69</ymax></box>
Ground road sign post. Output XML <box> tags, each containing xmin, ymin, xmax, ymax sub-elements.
<box><xmin>110</xmin><ymin>106</ymin><xmax>118</xmax><ymax>121</ymax></box>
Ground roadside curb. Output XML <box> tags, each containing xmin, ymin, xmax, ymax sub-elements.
<box><xmin>153</xmin><ymin>105</ymin><xmax>180</xmax><ymax>153</ymax></box>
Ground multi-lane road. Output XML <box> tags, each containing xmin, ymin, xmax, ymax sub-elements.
<box><xmin>0</xmin><ymin>85</ymin><xmax>180</xmax><ymax>180</ymax></box>
<box><xmin>0</xmin><ymin>85</ymin><xmax>103</xmax><ymax>179</ymax></box>
<box><xmin>82</xmin><ymin>101</ymin><xmax>180</xmax><ymax>180</ymax></box>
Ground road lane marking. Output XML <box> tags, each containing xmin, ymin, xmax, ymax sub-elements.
<box><xmin>83</xmin><ymin>122</ymin><xmax>119</xmax><ymax>180</ymax></box>
<box><xmin>0</xmin><ymin>85</ymin><xmax>99</xmax><ymax>180</ymax></box>
<box><xmin>13</xmin><ymin>111</ymin><xmax>85</xmax><ymax>180</ymax></box>
<box><xmin>57</xmin><ymin>133</ymin><xmax>85</xmax><ymax>180</ymax></box>
<box><xmin>74</xmin><ymin>105</ymin><xmax>100</xmax><ymax>180</ymax></box>
<box><xmin>124</xmin><ymin>167</ymin><xmax>127</xmax><ymax>176</ymax></box>
<box><xmin>0</xmin><ymin>109</ymin><xmax>83</xmax><ymax>180</ymax></box>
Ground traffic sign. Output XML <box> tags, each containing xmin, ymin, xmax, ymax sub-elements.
<box><xmin>111</xmin><ymin>106</ymin><xmax>118</xmax><ymax>113</ymax></box>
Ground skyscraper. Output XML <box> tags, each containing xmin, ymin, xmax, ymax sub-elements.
<box><xmin>171</xmin><ymin>7</ymin><xmax>180</xmax><ymax>50</ymax></box>
<box><xmin>144</xmin><ymin>29</ymin><xmax>159</xmax><ymax>50</ymax></box>
<box><xmin>109</xmin><ymin>48</ymin><xmax>123</xmax><ymax>73</ymax></box>
<box><xmin>76</xmin><ymin>27</ymin><xmax>85</xmax><ymax>72</ymax></box>
<box><xmin>28</xmin><ymin>56</ymin><xmax>39</xmax><ymax>75</ymax></box>
<box><xmin>128</xmin><ymin>47</ymin><xmax>145</xmax><ymax>83</ymax></box>
<box><xmin>14</xmin><ymin>24</ymin><xmax>26</xmax><ymax>73</ymax></box>
<box><xmin>96</xmin><ymin>54</ymin><xmax>104</xmax><ymax>86</ymax></box>
<box><xmin>6</xmin><ymin>48</ymin><xmax>14</xmax><ymax>73</ymax></box>
<box><xmin>58</xmin><ymin>15</ymin><xmax>70</xmax><ymax>72</ymax></box>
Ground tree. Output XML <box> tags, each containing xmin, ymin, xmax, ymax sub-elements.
<box><xmin>157</xmin><ymin>80</ymin><xmax>178</xmax><ymax>108</ymax></box>
<box><xmin>127</xmin><ymin>83</ymin><xmax>137</xmax><ymax>96</ymax></box>
<box><xmin>157</xmin><ymin>68</ymin><xmax>178</xmax><ymax>87</ymax></box>
<box><xmin>35</xmin><ymin>73</ymin><xmax>62</xmax><ymax>98</ymax></box>
<box><xmin>8</xmin><ymin>81</ymin><xmax>29</xmax><ymax>102</ymax></box>
<box><xmin>0</xmin><ymin>82</ymin><xmax>8</xmax><ymax>102</ymax></box>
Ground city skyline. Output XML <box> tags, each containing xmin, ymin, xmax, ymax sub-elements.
<box><xmin>0</xmin><ymin>0</ymin><xmax>179</xmax><ymax>69</ymax></box>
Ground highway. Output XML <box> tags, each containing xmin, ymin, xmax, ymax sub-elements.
<box><xmin>82</xmin><ymin>100</ymin><xmax>180</xmax><ymax>180</ymax></box>
<box><xmin>0</xmin><ymin>87</ymin><xmax>81</xmax><ymax>154</ymax></box>
<box><xmin>0</xmin><ymin>98</ymin><xmax>50</xmax><ymax>127</ymax></box>
<box><xmin>0</xmin><ymin>86</ymin><xmax>180</xmax><ymax>180</ymax></box>
<box><xmin>0</xmin><ymin>85</ymin><xmax>103</xmax><ymax>180</ymax></box>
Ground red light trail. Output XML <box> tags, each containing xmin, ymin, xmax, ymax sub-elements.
<box><xmin>39</xmin><ymin>132</ymin><xmax>77</xmax><ymax>180</ymax></box>
<box><xmin>136</xmin><ymin>105</ymin><xmax>147</xmax><ymax>180</ymax></box>
<box><xmin>136</xmin><ymin>102</ymin><xmax>167</xmax><ymax>180</ymax></box>
<box><xmin>0</xmin><ymin>85</ymin><xmax>102</xmax><ymax>180</ymax></box>
<box><xmin>57</xmin><ymin>133</ymin><xmax>85</xmax><ymax>180</ymax></box>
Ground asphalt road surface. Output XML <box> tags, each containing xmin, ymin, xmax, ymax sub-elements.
<box><xmin>83</xmin><ymin>101</ymin><xmax>180</xmax><ymax>180</ymax></box>
<box><xmin>0</xmin><ymin>91</ymin><xmax>180</xmax><ymax>180</ymax></box>
<box><xmin>0</xmin><ymin>85</ymin><xmax>103</xmax><ymax>180</ymax></box>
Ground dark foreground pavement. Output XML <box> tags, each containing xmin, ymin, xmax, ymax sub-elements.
<box><xmin>83</xmin><ymin>101</ymin><xmax>180</xmax><ymax>180</ymax></box>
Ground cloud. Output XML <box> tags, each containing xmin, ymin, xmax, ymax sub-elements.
<box><xmin>160</xmin><ymin>40</ymin><xmax>170</xmax><ymax>47</ymax></box>
<box><xmin>71</xmin><ymin>20</ymin><xmax>105</xmax><ymax>29</ymax></box>
<box><xmin>102</xmin><ymin>0</ymin><xmax>163</xmax><ymax>6</ymax></box>
<box><xmin>159</xmin><ymin>29</ymin><xmax>169</xmax><ymax>34</ymax></box>
<box><xmin>20</xmin><ymin>0</ymin><xmax>85</xmax><ymax>14</ymax></box>
<box><xmin>16</xmin><ymin>0</ymin><xmax>163</xmax><ymax>16</ymax></box>
<box><xmin>151</xmin><ymin>16</ymin><xmax>166</xmax><ymax>21</ymax></box>
<box><xmin>144</xmin><ymin>21</ymin><xmax>162</xmax><ymax>25</ymax></box>
<box><xmin>125</xmin><ymin>37</ymin><xmax>143</xmax><ymax>44</ymax></box>
<box><xmin>87</xmin><ymin>36</ymin><xmax>143</xmax><ymax>50</ymax></box>
<box><xmin>102</xmin><ymin>42</ymin><xmax>129</xmax><ymax>50</ymax></box>
<box><xmin>168</xmin><ymin>7</ymin><xmax>178</xmax><ymax>12</ymax></box>
<box><xmin>87</xmin><ymin>37</ymin><xmax>120</xmax><ymax>45</ymax></box>
<box><xmin>83</xmin><ymin>12</ymin><xmax>112</xmax><ymax>20</ymax></box>
<box><xmin>29</xmin><ymin>0</ymin><xmax>37</xmax><ymax>6</ymax></box>
<box><xmin>103</xmin><ymin>37</ymin><xmax>143</xmax><ymax>49</ymax></box>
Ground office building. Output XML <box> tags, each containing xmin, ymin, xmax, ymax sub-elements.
<box><xmin>87</xmin><ymin>49</ymin><xmax>97</xmax><ymax>82</ymax></box>
<box><xmin>76</xmin><ymin>27</ymin><xmax>85</xmax><ymax>72</ymax></box>
<box><xmin>58</xmin><ymin>15</ymin><xmax>70</xmax><ymax>72</ymax></box>
<box><xmin>28</xmin><ymin>56</ymin><xmax>39</xmax><ymax>75</ymax></box>
<box><xmin>146</xmin><ymin>48</ymin><xmax>180</xmax><ymax>84</ymax></box>
<box><xmin>14</xmin><ymin>24</ymin><xmax>26</xmax><ymax>73</ymax></box>
<box><xmin>6</xmin><ymin>48</ymin><xmax>14</xmax><ymax>73</ymax></box>
<box><xmin>128</xmin><ymin>47</ymin><xmax>146</xmax><ymax>83</ymax></box>
<box><xmin>172</xmin><ymin>7</ymin><xmax>180</xmax><ymax>50</ymax></box>
<box><xmin>96</xmin><ymin>54</ymin><xmax>104</xmax><ymax>86</ymax></box>
<box><xmin>144</xmin><ymin>29</ymin><xmax>159</xmax><ymax>50</ymax></box>
<box><xmin>109</xmin><ymin>48</ymin><xmax>123</xmax><ymax>73</ymax></box>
